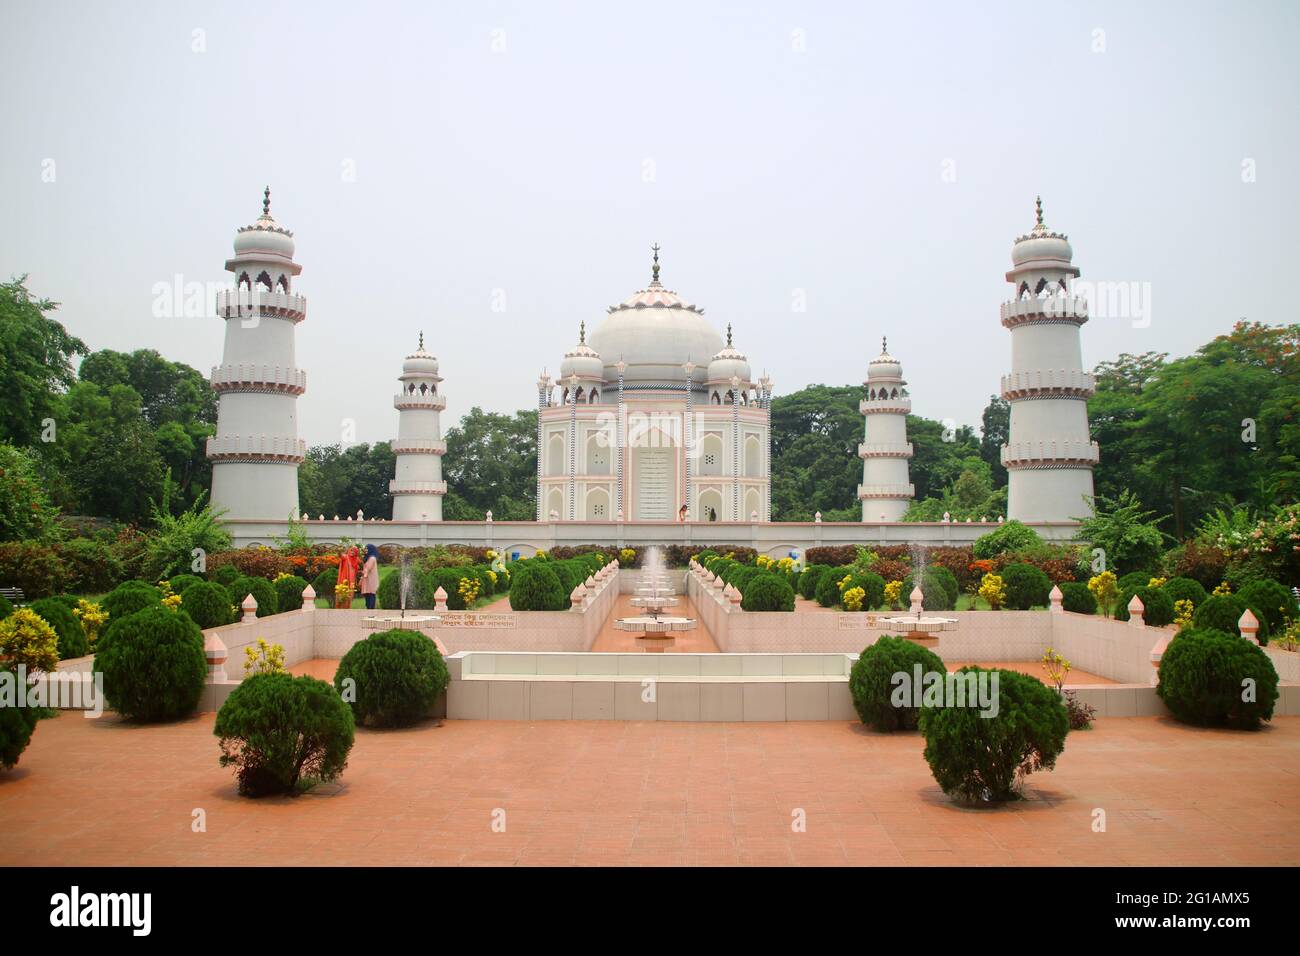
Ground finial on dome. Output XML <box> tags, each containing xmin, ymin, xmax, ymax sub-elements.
<box><xmin>882</xmin><ymin>335</ymin><xmax>887</xmax><ymax>354</ymax></box>
<box><xmin>263</xmin><ymin>186</ymin><xmax>271</xmax><ymax>217</ymax></box>
<box><xmin>579</xmin><ymin>319</ymin><xmax>586</xmax><ymax>345</ymax></box>
<box><xmin>726</xmin><ymin>322</ymin><xmax>733</xmax><ymax>347</ymax></box>
<box><xmin>418</xmin><ymin>330</ymin><xmax>424</xmax><ymax>351</ymax></box>
<box><xmin>651</xmin><ymin>243</ymin><xmax>661</xmax><ymax>284</ymax></box>
<box><xmin>1032</xmin><ymin>195</ymin><xmax>1047</xmax><ymax>234</ymax></box>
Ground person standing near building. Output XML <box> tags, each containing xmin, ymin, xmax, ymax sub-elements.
<box><xmin>360</xmin><ymin>544</ymin><xmax>380</xmax><ymax>610</ymax></box>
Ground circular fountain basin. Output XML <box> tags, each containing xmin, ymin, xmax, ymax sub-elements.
<box><xmin>876</xmin><ymin>615</ymin><xmax>958</xmax><ymax>648</ymax></box>
<box><xmin>615</xmin><ymin>617</ymin><xmax>697</xmax><ymax>634</ymax></box>
<box><xmin>630</xmin><ymin>596</ymin><xmax>679</xmax><ymax>609</ymax></box>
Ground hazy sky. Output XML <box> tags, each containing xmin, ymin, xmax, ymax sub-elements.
<box><xmin>3</xmin><ymin>0</ymin><xmax>1297</xmax><ymax>446</ymax></box>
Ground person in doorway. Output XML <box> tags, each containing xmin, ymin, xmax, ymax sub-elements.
<box><xmin>678</xmin><ymin>504</ymin><xmax>688</xmax><ymax>522</ymax></box>
<box><xmin>360</xmin><ymin>544</ymin><xmax>379</xmax><ymax>610</ymax></box>
<box><xmin>707</xmin><ymin>506</ymin><xmax>717</xmax><ymax>522</ymax></box>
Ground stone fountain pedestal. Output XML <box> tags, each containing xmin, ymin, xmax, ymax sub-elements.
<box><xmin>876</xmin><ymin>586</ymin><xmax>958</xmax><ymax>649</ymax></box>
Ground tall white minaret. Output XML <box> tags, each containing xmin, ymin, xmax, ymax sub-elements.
<box><xmin>859</xmin><ymin>338</ymin><xmax>914</xmax><ymax>521</ymax></box>
<box><xmin>390</xmin><ymin>333</ymin><xmax>447</xmax><ymax>521</ymax></box>
<box><xmin>1000</xmin><ymin>197</ymin><xmax>1097</xmax><ymax>522</ymax></box>
<box><xmin>208</xmin><ymin>187</ymin><xmax>306</xmax><ymax>521</ymax></box>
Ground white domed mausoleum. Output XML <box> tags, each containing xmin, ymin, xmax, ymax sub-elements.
<box><xmin>859</xmin><ymin>339</ymin><xmax>915</xmax><ymax>521</ymax></box>
<box><xmin>207</xmin><ymin>188</ymin><xmax>307</xmax><ymax>521</ymax></box>
<box><xmin>536</xmin><ymin>247</ymin><xmax>773</xmax><ymax>523</ymax></box>
<box><xmin>390</xmin><ymin>333</ymin><xmax>448</xmax><ymax>521</ymax></box>
<box><xmin>1000</xmin><ymin>198</ymin><xmax>1098</xmax><ymax>522</ymax></box>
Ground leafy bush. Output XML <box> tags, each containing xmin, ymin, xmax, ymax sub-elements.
<box><xmin>232</xmin><ymin>577</ymin><xmax>277</xmax><ymax>617</ymax></box>
<box><xmin>0</xmin><ymin>608</ymin><xmax>60</xmax><ymax>673</ymax></box>
<box><xmin>55</xmin><ymin>537</ymin><xmax>125</xmax><ymax>594</ymax></box>
<box><xmin>1167</xmin><ymin>540</ymin><xmax>1229</xmax><ymax>590</ymax></box>
<box><xmin>509</xmin><ymin>562</ymin><xmax>568</xmax><ymax>611</ymax></box>
<box><xmin>168</xmin><ymin>574</ymin><xmax>204</xmax><ymax>596</ymax></box>
<box><xmin>272</xmin><ymin>575</ymin><xmax>308</xmax><ymax>614</ymax></box>
<box><xmin>212</xmin><ymin>564</ymin><xmax>242</xmax><ymax>588</ymax></box>
<box><xmin>1000</xmin><ymin>563</ymin><xmax>1051</xmax><ymax>610</ymax></box>
<box><xmin>1058</xmin><ymin>581</ymin><xmax>1097</xmax><ymax>615</ymax></box>
<box><xmin>141</xmin><ymin>491</ymin><xmax>232</xmax><ymax>581</ymax></box>
<box><xmin>215</xmin><ymin>673</ymin><xmax>355</xmax><ymax>796</ymax></box>
<box><xmin>334</xmin><ymin>629</ymin><xmax>450</xmax><ymax>727</ymax></box>
<box><xmin>28</xmin><ymin>597</ymin><xmax>88</xmax><ymax>659</ymax></box>
<box><xmin>1157</xmin><ymin>628</ymin><xmax>1279</xmax><ymax>729</ymax></box>
<box><xmin>900</xmin><ymin>566</ymin><xmax>958</xmax><ymax>611</ymax></box>
<box><xmin>798</xmin><ymin>565</ymin><xmax>830</xmax><ymax>600</ymax></box>
<box><xmin>1237</xmin><ymin>580</ymin><xmax>1296</xmax><ymax>634</ymax></box>
<box><xmin>311</xmin><ymin>567</ymin><xmax>340</xmax><ymax>603</ymax></box>
<box><xmin>0</xmin><ymin>667</ymin><xmax>39</xmax><ymax>769</ymax></box>
<box><xmin>1192</xmin><ymin>594</ymin><xmax>1271</xmax><ymax>643</ymax></box>
<box><xmin>740</xmin><ymin>573</ymin><xmax>795</xmax><ymax>611</ymax></box>
<box><xmin>972</xmin><ymin>520</ymin><xmax>1041</xmax><ymax>560</ymax></box>
<box><xmin>1063</xmin><ymin>690</ymin><xmax>1097</xmax><ymax>730</ymax></box>
<box><xmin>1120</xmin><ymin>586</ymin><xmax>1176</xmax><ymax>627</ymax></box>
<box><xmin>424</xmin><ymin>567</ymin><xmax>476</xmax><ymax>610</ymax></box>
<box><xmin>101</xmin><ymin>582</ymin><xmax>162</xmax><ymax>622</ymax></box>
<box><xmin>1117</xmin><ymin>571</ymin><xmax>1151</xmax><ymax>594</ymax></box>
<box><xmin>839</xmin><ymin>572</ymin><xmax>885</xmax><ymax>610</ymax></box>
<box><xmin>924</xmin><ymin>565</ymin><xmax>959</xmax><ymax>606</ymax></box>
<box><xmin>208</xmin><ymin>548</ymin><xmax>293</xmax><ymax>582</ymax></box>
<box><xmin>1161</xmin><ymin>577</ymin><xmax>1208</xmax><ymax>609</ymax></box>
<box><xmin>0</xmin><ymin>595</ymin><xmax>11</xmax><ymax>620</ymax></box>
<box><xmin>181</xmin><ymin>581</ymin><xmax>235</xmax><ymax>629</ymax></box>
<box><xmin>0</xmin><ymin>541</ymin><xmax>69</xmax><ymax>599</ymax></box>
<box><xmin>94</xmin><ymin>605</ymin><xmax>207</xmax><ymax>721</ymax></box>
<box><xmin>814</xmin><ymin>567</ymin><xmax>849</xmax><ymax>608</ymax></box>
<box><xmin>919</xmin><ymin>667</ymin><xmax>1069</xmax><ymax>802</ymax></box>
<box><xmin>850</xmin><ymin>636</ymin><xmax>946</xmax><ymax>731</ymax></box>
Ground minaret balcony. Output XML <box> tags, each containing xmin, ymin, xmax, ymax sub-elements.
<box><xmin>1000</xmin><ymin>295</ymin><xmax>1088</xmax><ymax>329</ymax></box>
<box><xmin>389</xmin><ymin>479</ymin><xmax>448</xmax><ymax>496</ymax></box>
<box><xmin>391</xmin><ymin>438</ymin><xmax>447</xmax><ymax>456</ymax></box>
<box><xmin>394</xmin><ymin>393</ymin><xmax>447</xmax><ymax>411</ymax></box>
<box><xmin>858</xmin><ymin>482</ymin><xmax>915</xmax><ymax>500</ymax></box>
<box><xmin>1000</xmin><ymin>370</ymin><xmax>1095</xmax><ymax>401</ymax></box>
<box><xmin>1001</xmin><ymin>440</ymin><xmax>1100</xmax><ymax>468</ymax></box>
<box><xmin>215</xmin><ymin>289</ymin><xmax>307</xmax><ymax>323</ymax></box>
<box><xmin>206</xmin><ymin>434</ymin><xmax>306</xmax><ymax>463</ymax></box>
<box><xmin>211</xmin><ymin>363</ymin><xmax>307</xmax><ymax>395</ymax></box>
<box><xmin>858</xmin><ymin>442</ymin><xmax>914</xmax><ymax>459</ymax></box>
<box><xmin>859</xmin><ymin>397</ymin><xmax>912</xmax><ymax>415</ymax></box>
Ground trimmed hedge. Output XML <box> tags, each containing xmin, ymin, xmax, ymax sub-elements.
<box><xmin>312</xmin><ymin>567</ymin><xmax>340</xmax><ymax>603</ymax></box>
<box><xmin>94</xmin><ymin>605</ymin><xmax>207</xmax><ymax>721</ymax></box>
<box><xmin>215</xmin><ymin>673</ymin><xmax>355</xmax><ymax>796</ymax></box>
<box><xmin>815</xmin><ymin>567</ymin><xmax>850</xmax><ymax>608</ymax></box>
<box><xmin>740</xmin><ymin>573</ymin><xmax>795</xmax><ymax>611</ymax></box>
<box><xmin>211</xmin><ymin>564</ymin><xmax>242</xmax><ymax>588</ymax></box>
<box><xmin>181</xmin><ymin>581</ymin><xmax>235</xmax><ymax>629</ymax></box>
<box><xmin>850</xmin><ymin>636</ymin><xmax>946</xmax><ymax>731</ymax></box>
<box><xmin>972</xmin><ymin>521</ymin><xmax>1041</xmax><ymax>560</ymax></box>
<box><xmin>273</xmin><ymin>575</ymin><xmax>309</xmax><ymax>614</ymax></box>
<box><xmin>232</xmin><ymin>576</ymin><xmax>278</xmax><ymax>617</ymax></box>
<box><xmin>168</xmin><ymin>574</ymin><xmax>204</xmax><ymax>596</ymax></box>
<box><xmin>334</xmin><ymin>629</ymin><xmax>450</xmax><ymax>727</ymax></box>
<box><xmin>1115</xmin><ymin>585</ymin><xmax>1176</xmax><ymax>628</ymax></box>
<box><xmin>901</xmin><ymin>566</ymin><xmax>957</xmax><ymax>612</ymax></box>
<box><xmin>1157</xmin><ymin>627</ymin><xmax>1279</xmax><ymax>729</ymax></box>
<box><xmin>798</xmin><ymin>565</ymin><xmax>830</xmax><ymax>601</ymax></box>
<box><xmin>1000</xmin><ymin>562</ymin><xmax>1052</xmax><ymax>610</ymax></box>
<box><xmin>0</xmin><ymin>667</ymin><xmax>39</xmax><ymax>769</ymax></box>
<box><xmin>102</xmin><ymin>582</ymin><xmax>162</xmax><ymax>622</ymax></box>
<box><xmin>919</xmin><ymin>667</ymin><xmax>1069</xmax><ymax>803</ymax></box>
<box><xmin>1192</xmin><ymin>593</ymin><xmax>1271</xmax><ymax>644</ymax></box>
<box><xmin>28</xmin><ymin>597</ymin><xmax>88</xmax><ymax>659</ymax></box>
<box><xmin>1237</xmin><ymin>579</ymin><xmax>1296</xmax><ymax>634</ymax></box>
<box><xmin>1161</xmin><ymin>577</ymin><xmax>1208</xmax><ymax>610</ymax></box>
<box><xmin>509</xmin><ymin>562</ymin><xmax>568</xmax><ymax>611</ymax></box>
<box><xmin>1058</xmin><ymin>581</ymin><xmax>1097</xmax><ymax>615</ymax></box>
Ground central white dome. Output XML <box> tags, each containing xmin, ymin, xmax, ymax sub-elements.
<box><xmin>587</xmin><ymin>251</ymin><xmax>723</xmax><ymax>387</ymax></box>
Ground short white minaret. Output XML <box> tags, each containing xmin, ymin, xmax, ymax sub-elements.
<box><xmin>1000</xmin><ymin>197</ymin><xmax>1098</xmax><ymax>522</ymax></box>
<box><xmin>208</xmin><ymin>187</ymin><xmax>307</xmax><ymax>521</ymax></box>
<box><xmin>390</xmin><ymin>333</ymin><xmax>447</xmax><ymax>521</ymax></box>
<box><xmin>859</xmin><ymin>338</ymin><xmax>914</xmax><ymax>521</ymax></box>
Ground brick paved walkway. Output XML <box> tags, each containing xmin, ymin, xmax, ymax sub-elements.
<box><xmin>1</xmin><ymin>713</ymin><xmax>1296</xmax><ymax>866</ymax></box>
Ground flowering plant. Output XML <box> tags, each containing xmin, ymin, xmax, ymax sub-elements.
<box><xmin>978</xmin><ymin>573</ymin><xmax>1006</xmax><ymax>610</ymax></box>
<box><xmin>883</xmin><ymin>580</ymin><xmax>903</xmax><ymax>609</ymax></box>
<box><xmin>1087</xmin><ymin>571</ymin><xmax>1118</xmax><ymax>617</ymax></box>
<box><xmin>243</xmin><ymin>638</ymin><xmax>286</xmax><ymax>677</ymax></box>
<box><xmin>842</xmin><ymin>586</ymin><xmax>866</xmax><ymax>612</ymax></box>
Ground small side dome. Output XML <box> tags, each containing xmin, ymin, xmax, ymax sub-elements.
<box><xmin>559</xmin><ymin>321</ymin><xmax>603</xmax><ymax>381</ymax></box>
<box><xmin>867</xmin><ymin>336</ymin><xmax>903</xmax><ymax>381</ymax></box>
<box><xmin>233</xmin><ymin>187</ymin><xmax>295</xmax><ymax>260</ymax></box>
<box><xmin>1011</xmin><ymin>196</ymin><xmax>1073</xmax><ymax>267</ymax></box>
<box><xmin>402</xmin><ymin>332</ymin><xmax>439</xmax><ymax>376</ymax></box>
<box><xmin>707</xmin><ymin>323</ymin><xmax>751</xmax><ymax>384</ymax></box>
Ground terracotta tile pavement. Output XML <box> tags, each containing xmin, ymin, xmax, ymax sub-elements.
<box><xmin>1</xmin><ymin>713</ymin><xmax>1297</xmax><ymax>866</ymax></box>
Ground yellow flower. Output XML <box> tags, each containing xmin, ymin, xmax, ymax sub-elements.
<box><xmin>1147</xmin><ymin>576</ymin><xmax>1167</xmax><ymax>589</ymax></box>
<box><xmin>978</xmin><ymin>573</ymin><xmax>1007</xmax><ymax>610</ymax></box>
<box><xmin>842</xmin><ymin>586</ymin><xmax>866</xmax><ymax>612</ymax></box>
<box><xmin>1173</xmin><ymin>599</ymin><xmax>1195</xmax><ymax>629</ymax></box>
<box><xmin>163</xmin><ymin>593</ymin><xmax>183</xmax><ymax>611</ymax></box>
<box><xmin>1213</xmin><ymin>581</ymin><xmax>1232</xmax><ymax>596</ymax></box>
<box><xmin>884</xmin><ymin>580</ymin><xmax>903</xmax><ymax>608</ymax></box>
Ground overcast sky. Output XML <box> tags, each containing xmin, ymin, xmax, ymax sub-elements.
<box><xmin>3</xmin><ymin>0</ymin><xmax>1296</xmax><ymax>446</ymax></box>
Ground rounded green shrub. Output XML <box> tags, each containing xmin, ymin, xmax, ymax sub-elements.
<box><xmin>1237</xmin><ymin>579</ymin><xmax>1296</xmax><ymax>634</ymax></box>
<box><xmin>211</xmin><ymin>564</ymin><xmax>241</xmax><ymax>588</ymax></box>
<box><xmin>28</xmin><ymin>597</ymin><xmax>88</xmax><ymax>659</ymax></box>
<box><xmin>798</xmin><ymin>565</ymin><xmax>830</xmax><ymax>601</ymax></box>
<box><xmin>102</xmin><ymin>583</ymin><xmax>162</xmax><ymax>622</ymax></box>
<box><xmin>426</xmin><ymin>567</ymin><xmax>475</xmax><ymax>609</ymax></box>
<box><xmin>901</xmin><ymin>567</ymin><xmax>957</xmax><ymax>611</ymax></box>
<box><xmin>740</xmin><ymin>573</ymin><xmax>795</xmax><ymax>611</ymax></box>
<box><xmin>1161</xmin><ymin>577</ymin><xmax>1208</xmax><ymax>610</ymax></box>
<box><xmin>1117</xmin><ymin>571</ymin><xmax>1153</xmax><ymax>594</ymax></box>
<box><xmin>0</xmin><ymin>595</ymin><xmax>12</xmax><ymax>620</ymax></box>
<box><xmin>181</xmin><ymin>581</ymin><xmax>234</xmax><ymax>629</ymax></box>
<box><xmin>1058</xmin><ymin>581</ymin><xmax>1097</xmax><ymax>615</ymax></box>
<box><xmin>0</xmin><ymin>667</ymin><xmax>39</xmax><ymax>769</ymax></box>
<box><xmin>1115</xmin><ymin>585</ymin><xmax>1175</xmax><ymax>627</ymax></box>
<box><xmin>509</xmin><ymin>562</ymin><xmax>568</xmax><ymax>611</ymax></box>
<box><xmin>926</xmin><ymin>565</ymin><xmax>960</xmax><ymax>607</ymax></box>
<box><xmin>972</xmin><ymin>520</ymin><xmax>1042</xmax><ymax>559</ymax></box>
<box><xmin>1000</xmin><ymin>563</ymin><xmax>1051</xmax><ymax>610</ymax></box>
<box><xmin>378</xmin><ymin>568</ymin><xmax>436</xmax><ymax>610</ymax></box>
<box><xmin>94</xmin><ymin>605</ymin><xmax>207</xmax><ymax>721</ymax></box>
<box><xmin>312</xmin><ymin>567</ymin><xmax>340</xmax><ymax>603</ymax></box>
<box><xmin>850</xmin><ymin>636</ymin><xmax>946</xmax><ymax>731</ymax></box>
<box><xmin>333</xmin><ymin>628</ymin><xmax>450</xmax><ymax>728</ymax></box>
<box><xmin>215</xmin><ymin>673</ymin><xmax>355</xmax><ymax>796</ymax></box>
<box><xmin>548</xmin><ymin>560</ymin><xmax>585</xmax><ymax>599</ymax></box>
<box><xmin>1157</xmin><ymin>627</ymin><xmax>1279</xmax><ymax>729</ymax></box>
<box><xmin>1191</xmin><ymin>593</ymin><xmax>1270</xmax><ymax>643</ymax></box>
<box><xmin>273</xmin><ymin>575</ymin><xmax>309</xmax><ymax>614</ymax></box>
<box><xmin>919</xmin><ymin>667</ymin><xmax>1069</xmax><ymax>802</ymax></box>
<box><xmin>814</xmin><ymin>567</ymin><xmax>848</xmax><ymax>608</ymax></box>
<box><xmin>168</xmin><ymin>574</ymin><xmax>204</xmax><ymax>596</ymax></box>
<box><xmin>232</xmin><ymin>577</ymin><xmax>277</xmax><ymax>617</ymax></box>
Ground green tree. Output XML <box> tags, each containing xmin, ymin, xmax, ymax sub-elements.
<box><xmin>442</xmin><ymin>408</ymin><xmax>538</xmax><ymax>516</ymax></box>
<box><xmin>0</xmin><ymin>443</ymin><xmax>60</xmax><ymax>542</ymax></box>
<box><xmin>0</xmin><ymin>276</ymin><xmax>86</xmax><ymax>447</ymax></box>
<box><xmin>979</xmin><ymin>395</ymin><xmax>1009</xmax><ymax>489</ymax></box>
